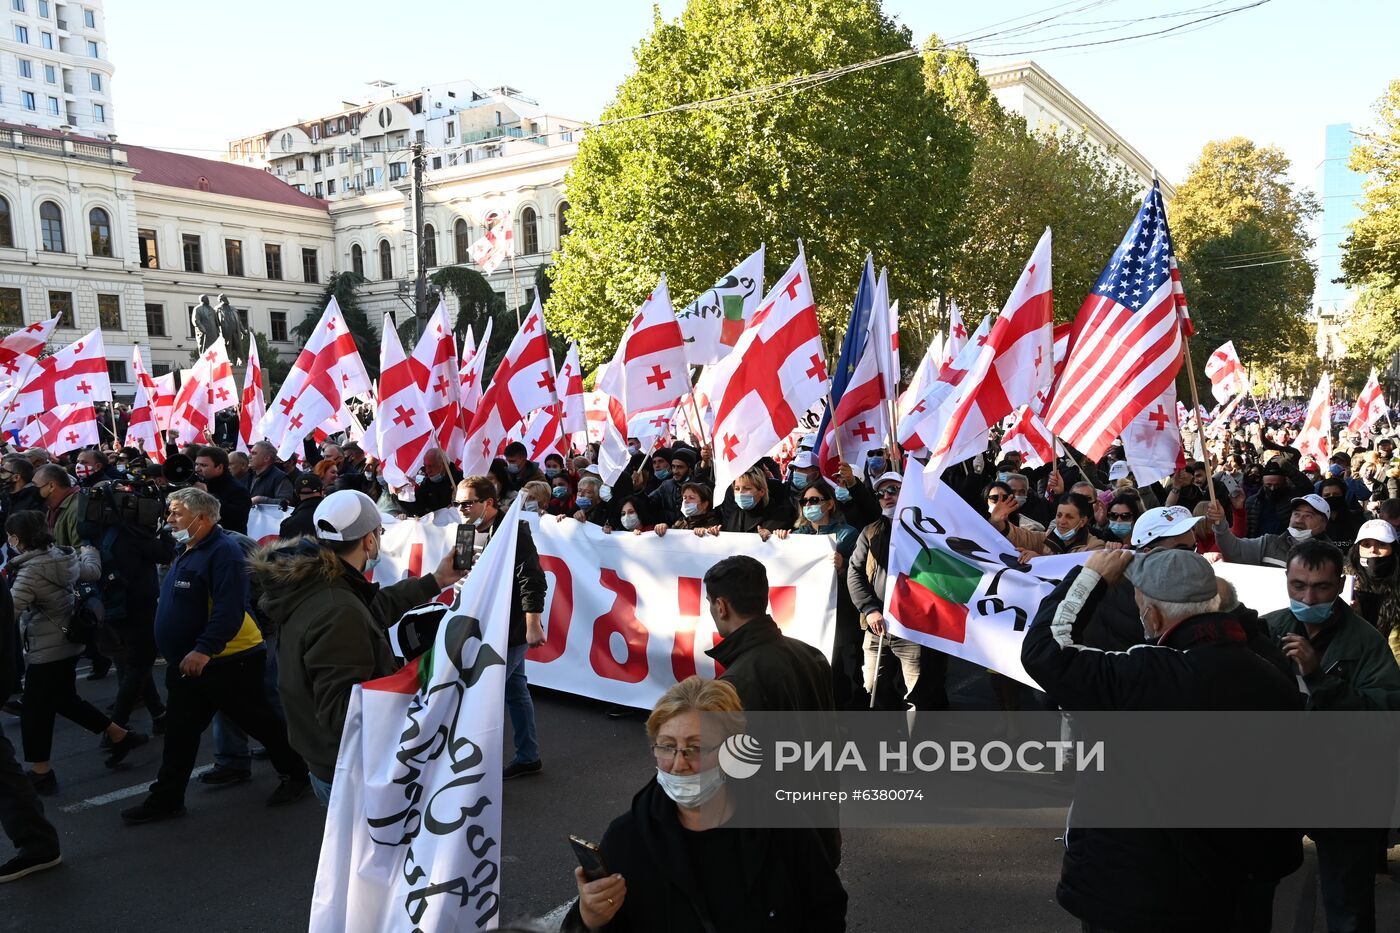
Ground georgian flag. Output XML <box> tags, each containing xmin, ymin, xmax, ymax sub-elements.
<box><xmin>373</xmin><ymin>314</ymin><xmax>434</xmax><ymax>495</ymax></box>
<box><xmin>557</xmin><ymin>341</ymin><xmax>587</xmax><ymax>438</ymax></box>
<box><xmin>468</xmin><ymin>209</ymin><xmax>513</xmax><ymax>274</ymax></box>
<box><xmin>126</xmin><ymin>376</ymin><xmax>167</xmax><ymax>464</ymax></box>
<box><xmin>0</xmin><ymin>315</ymin><xmax>57</xmax><ymax>389</ymax></box>
<box><xmin>458</xmin><ymin>317</ymin><xmax>494</xmax><ymax>434</ymax></box>
<box><xmin>171</xmin><ymin>336</ymin><xmax>238</xmax><ymax>445</ymax></box>
<box><xmin>1122</xmin><ymin>383</ymin><xmax>1185</xmax><ymax>487</ymax></box>
<box><xmin>237</xmin><ymin>338</ymin><xmax>267</xmax><ymax>454</ymax></box>
<box><xmin>1204</xmin><ymin>340</ymin><xmax>1248</xmax><ymax>405</ymax></box>
<box><xmin>1297</xmin><ymin>373</ymin><xmax>1332</xmax><ymax>463</ymax></box>
<box><xmin>11</xmin><ymin>328</ymin><xmax>111</xmax><ymax>423</ymax></box>
<box><xmin>1347</xmin><ymin>368</ymin><xmax>1387</xmax><ymax>440</ymax></box>
<box><xmin>705</xmin><ymin>247</ymin><xmax>828</xmax><ymax>493</ymax></box>
<box><xmin>20</xmin><ymin>403</ymin><xmax>99</xmax><ymax>456</ymax></box>
<box><xmin>259</xmin><ymin>298</ymin><xmax>373</xmax><ymax>459</ymax></box>
<box><xmin>409</xmin><ymin>299</ymin><xmax>464</xmax><ymax>464</ymax></box>
<box><xmin>132</xmin><ymin>347</ymin><xmax>175</xmax><ymax>435</ymax></box>
<box><xmin>461</xmin><ymin>298</ymin><xmax>556</xmax><ymax>476</ymax></box>
<box><xmin>597</xmin><ymin>275</ymin><xmax>691</xmax><ymax>435</ymax></box>
<box><xmin>585</xmin><ymin>391</ymin><xmax>631</xmax><ymax>486</ymax></box>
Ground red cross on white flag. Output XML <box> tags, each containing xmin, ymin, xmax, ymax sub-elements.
<box><xmin>1122</xmin><ymin>382</ymin><xmax>1185</xmax><ymax>487</ymax></box>
<box><xmin>0</xmin><ymin>314</ymin><xmax>57</xmax><ymax>390</ymax></box>
<box><xmin>171</xmin><ymin>336</ymin><xmax>239</xmax><ymax>445</ymax></box>
<box><xmin>371</xmin><ymin>314</ymin><xmax>434</xmax><ymax>495</ymax></box>
<box><xmin>461</xmin><ymin>297</ymin><xmax>556</xmax><ymax>476</ymax></box>
<box><xmin>19</xmin><ymin>403</ymin><xmax>98</xmax><ymax>456</ymax></box>
<box><xmin>11</xmin><ymin>328</ymin><xmax>111</xmax><ymax>423</ymax></box>
<box><xmin>236</xmin><ymin>338</ymin><xmax>266</xmax><ymax>454</ymax></box>
<box><xmin>457</xmin><ymin>317</ymin><xmax>494</xmax><ymax>438</ymax></box>
<box><xmin>597</xmin><ymin>274</ymin><xmax>691</xmax><ymax>435</ymax></box>
<box><xmin>409</xmin><ymin>299</ymin><xmax>464</xmax><ymax>464</ymax></box>
<box><xmin>126</xmin><ymin>375</ymin><xmax>167</xmax><ymax>464</ymax></box>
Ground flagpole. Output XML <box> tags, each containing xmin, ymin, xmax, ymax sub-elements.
<box><xmin>686</xmin><ymin>367</ymin><xmax>711</xmax><ymax>450</ymax></box>
<box><xmin>1180</xmin><ymin>335</ymin><xmax>1217</xmax><ymax>507</ymax></box>
<box><xmin>508</xmin><ymin>249</ymin><xmax>522</xmax><ymax>329</ymax></box>
<box><xmin>108</xmin><ymin>403</ymin><xmax>119</xmax><ymax>450</ymax></box>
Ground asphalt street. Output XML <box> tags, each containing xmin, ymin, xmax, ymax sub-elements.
<box><xmin>2</xmin><ymin>658</ymin><xmax>1397</xmax><ymax>932</ymax></box>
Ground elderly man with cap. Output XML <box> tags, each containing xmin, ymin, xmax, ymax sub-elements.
<box><xmin>1246</xmin><ymin>460</ymin><xmax>1310</xmax><ymax>537</ymax></box>
<box><xmin>1262</xmin><ymin>538</ymin><xmax>1400</xmax><ymax>932</ymax></box>
<box><xmin>1207</xmin><ymin>492</ymin><xmax>1331</xmax><ymax>568</ymax></box>
<box><xmin>249</xmin><ymin>490</ymin><xmax>468</xmax><ymax>805</ymax></box>
<box><xmin>121</xmin><ymin>488</ymin><xmax>311</xmax><ymax>825</ymax></box>
<box><xmin>1022</xmin><ymin>547</ymin><xmax>1304</xmax><ymax>932</ymax></box>
<box><xmin>848</xmin><ymin>471</ymin><xmax>949</xmax><ymax>712</ymax></box>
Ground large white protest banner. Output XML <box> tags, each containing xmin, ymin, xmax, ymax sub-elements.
<box><xmin>365</xmin><ymin>511</ymin><xmax>837</xmax><ymax>710</ymax></box>
<box><xmin>309</xmin><ymin>500</ymin><xmax>519</xmax><ymax>933</ymax></box>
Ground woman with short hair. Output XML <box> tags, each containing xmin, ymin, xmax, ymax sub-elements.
<box><xmin>563</xmin><ymin>676</ymin><xmax>846</xmax><ymax>932</ymax></box>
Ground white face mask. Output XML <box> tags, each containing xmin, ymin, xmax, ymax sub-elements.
<box><xmin>621</xmin><ymin>512</ymin><xmax>640</xmax><ymax>531</ymax></box>
<box><xmin>681</xmin><ymin>501</ymin><xmax>700</xmax><ymax>518</ymax></box>
<box><xmin>1287</xmin><ymin>526</ymin><xmax>1313</xmax><ymax>541</ymax></box>
<box><xmin>655</xmin><ymin>766</ymin><xmax>725</xmax><ymax>809</ymax></box>
<box><xmin>881</xmin><ymin>505</ymin><xmax>896</xmax><ymax>519</ymax></box>
<box><xmin>171</xmin><ymin>526</ymin><xmax>191</xmax><ymax>545</ymax></box>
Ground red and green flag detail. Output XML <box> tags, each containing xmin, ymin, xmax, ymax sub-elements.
<box><xmin>890</xmin><ymin>547</ymin><xmax>983</xmax><ymax>644</ymax></box>
<box><xmin>362</xmin><ymin>651</ymin><xmax>432</xmax><ymax>696</ymax></box>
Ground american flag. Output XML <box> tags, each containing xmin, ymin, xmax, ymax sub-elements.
<box><xmin>1045</xmin><ymin>181</ymin><xmax>1191</xmax><ymax>460</ymax></box>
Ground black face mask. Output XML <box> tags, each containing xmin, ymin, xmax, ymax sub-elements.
<box><xmin>1324</xmin><ymin>496</ymin><xmax>1346</xmax><ymax>515</ymax></box>
<box><xmin>1360</xmin><ymin>555</ymin><xmax>1397</xmax><ymax>578</ymax></box>
<box><xmin>1266</xmin><ymin>486</ymin><xmax>1289</xmax><ymax>500</ymax></box>
<box><xmin>1245</xmin><ymin>472</ymin><xmax>1262</xmax><ymax>485</ymax></box>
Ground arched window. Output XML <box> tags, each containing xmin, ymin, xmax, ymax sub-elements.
<box><xmin>520</xmin><ymin>206</ymin><xmax>538</xmax><ymax>255</ymax></box>
<box><xmin>422</xmin><ymin>223</ymin><xmax>437</xmax><ymax>269</ymax></box>
<box><xmin>557</xmin><ymin>200</ymin><xmax>571</xmax><ymax>246</ymax></box>
<box><xmin>378</xmin><ymin>238</ymin><xmax>393</xmax><ymax>280</ymax></box>
<box><xmin>0</xmin><ymin>196</ymin><xmax>12</xmax><ymax>249</ymax></box>
<box><xmin>39</xmin><ymin>200</ymin><xmax>64</xmax><ymax>253</ymax></box>
<box><xmin>454</xmin><ymin>218</ymin><xmax>470</xmax><ymax>264</ymax></box>
<box><xmin>88</xmin><ymin>207</ymin><xmax>112</xmax><ymax>257</ymax></box>
<box><xmin>351</xmin><ymin>243</ymin><xmax>364</xmax><ymax>278</ymax></box>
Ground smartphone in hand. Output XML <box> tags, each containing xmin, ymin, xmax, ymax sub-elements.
<box><xmin>569</xmin><ymin>834</ymin><xmax>609</xmax><ymax>882</ymax></box>
<box><xmin>453</xmin><ymin>523</ymin><xmax>475</xmax><ymax>572</ymax></box>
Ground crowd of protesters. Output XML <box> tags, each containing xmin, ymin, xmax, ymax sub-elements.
<box><xmin>0</xmin><ymin>410</ymin><xmax>1398</xmax><ymax>932</ymax></box>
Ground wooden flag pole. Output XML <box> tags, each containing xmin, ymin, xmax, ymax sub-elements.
<box><xmin>687</xmin><ymin>366</ymin><xmax>711</xmax><ymax>450</ymax></box>
<box><xmin>1181</xmin><ymin>335</ymin><xmax>1217</xmax><ymax>507</ymax></box>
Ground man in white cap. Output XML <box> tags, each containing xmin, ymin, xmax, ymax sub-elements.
<box><xmin>1348</xmin><ymin>518</ymin><xmax>1400</xmax><ymax>666</ymax></box>
<box><xmin>847</xmin><ymin>472</ymin><xmax>949</xmax><ymax>712</ymax></box>
<box><xmin>1207</xmin><ymin>493</ymin><xmax>1331</xmax><ymax>568</ymax></box>
<box><xmin>248</xmin><ymin>490</ymin><xmax>468</xmax><ymax>805</ymax></box>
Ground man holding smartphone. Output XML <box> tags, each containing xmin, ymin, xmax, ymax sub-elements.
<box><xmin>455</xmin><ymin>477</ymin><xmax>548</xmax><ymax>779</ymax></box>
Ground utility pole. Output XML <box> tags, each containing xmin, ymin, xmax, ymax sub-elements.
<box><xmin>411</xmin><ymin>142</ymin><xmax>428</xmax><ymax>343</ymax></box>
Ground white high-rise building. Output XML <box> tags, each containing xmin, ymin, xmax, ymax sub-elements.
<box><xmin>0</xmin><ymin>0</ymin><xmax>114</xmax><ymax>136</ymax></box>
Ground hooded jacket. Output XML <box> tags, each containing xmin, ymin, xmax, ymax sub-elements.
<box><xmin>11</xmin><ymin>545</ymin><xmax>100</xmax><ymax>664</ymax></box>
<box><xmin>560</xmin><ymin>778</ymin><xmax>846</xmax><ymax>933</ymax></box>
<box><xmin>250</xmin><ymin>537</ymin><xmax>443</xmax><ymax>782</ymax></box>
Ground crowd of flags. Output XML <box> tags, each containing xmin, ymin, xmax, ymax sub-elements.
<box><xmin>0</xmin><ymin>179</ymin><xmax>1386</xmax><ymax>486</ymax></box>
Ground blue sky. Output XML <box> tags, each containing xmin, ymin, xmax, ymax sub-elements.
<box><xmin>107</xmin><ymin>0</ymin><xmax>1395</xmax><ymax>198</ymax></box>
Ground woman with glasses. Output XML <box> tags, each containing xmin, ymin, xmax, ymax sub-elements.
<box><xmin>1102</xmin><ymin>494</ymin><xmax>1144</xmax><ymax>547</ymax></box>
<box><xmin>563</xmin><ymin>676</ymin><xmax>846</xmax><ymax>932</ymax></box>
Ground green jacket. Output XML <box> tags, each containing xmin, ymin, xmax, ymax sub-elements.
<box><xmin>1263</xmin><ymin>600</ymin><xmax>1400</xmax><ymax>710</ymax></box>
<box><xmin>50</xmin><ymin>488</ymin><xmax>81</xmax><ymax>548</ymax></box>
<box><xmin>250</xmin><ymin>537</ymin><xmax>442</xmax><ymax>782</ymax></box>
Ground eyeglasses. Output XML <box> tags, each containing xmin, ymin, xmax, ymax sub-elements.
<box><xmin>455</xmin><ymin>500</ymin><xmax>481</xmax><ymax>512</ymax></box>
<box><xmin>987</xmin><ymin>493</ymin><xmax>1010</xmax><ymax>502</ymax></box>
<box><xmin>877</xmin><ymin>487</ymin><xmax>900</xmax><ymax>499</ymax></box>
<box><xmin>800</xmin><ymin>497</ymin><xmax>829</xmax><ymax>505</ymax></box>
<box><xmin>1108</xmin><ymin>511</ymin><xmax>1135</xmax><ymax>520</ymax></box>
<box><xmin>651</xmin><ymin>743</ymin><xmax>718</xmax><ymax>765</ymax></box>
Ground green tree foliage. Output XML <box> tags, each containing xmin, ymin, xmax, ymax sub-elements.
<box><xmin>1337</xmin><ymin>275</ymin><xmax>1400</xmax><ymax>389</ymax></box>
<box><xmin>1342</xmin><ymin>79</ymin><xmax>1400</xmax><ymax>284</ymax></box>
<box><xmin>292</xmin><ymin>270</ymin><xmax>380</xmax><ymax>377</ymax></box>
<box><xmin>922</xmin><ymin>41</ymin><xmax>1141</xmax><ymax>326</ymax></box>
<box><xmin>431</xmin><ymin>266</ymin><xmax>504</xmax><ymax>346</ymax></box>
<box><xmin>547</xmin><ymin>0</ymin><xmax>974</xmax><ymax>368</ymax></box>
<box><xmin>1171</xmin><ymin>137</ymin><xmax>1317</xmax><ymax>379</ymax></box>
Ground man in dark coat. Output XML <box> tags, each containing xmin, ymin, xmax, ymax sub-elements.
<box><xmin>278</xmin><ymin>474</ymin><xmax>325</xmax><ymax>540</ymax></box>
<box><xmin>1021</xmin><ymin>548</ymin><xmax>1304</xmax><ymax>932</ymax></box>
<box><xmin>194</xmin><ymin>445</ymin><xmax>251</xmax><ymax>535</ymax></box>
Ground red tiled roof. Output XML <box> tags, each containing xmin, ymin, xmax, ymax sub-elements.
<box><xmin>124</xmin><ymin>145</ymin><xmax>330</xmax><ymax>212</ymax></box>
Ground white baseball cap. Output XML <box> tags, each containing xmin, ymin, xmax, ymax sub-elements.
<box><xmin>313</xmin><ymin>489</ymin><xmax>382</xmax><ymax>541</ymax></box>
<box><xmin>1357</xmin><ymin>518</ymin><xmax>1397</xmax><ymax>545</ymax></box>
<box><xmin>1290</xmin><ymin>493</ymin><xmax>1331</xmax><ymax>520</ymax></box>
<box><xmin>1108</xmin><ymin>461</ymin><xmax>1131</xmax><ymax>482</ymax></box>
<box><xmin>1130</xmin><ymin>505</ymin><xmax>1204</xmax><ymax>548</ymax></box>
<box><xmin>874</xmin><ymin>471</ymin><xmax>903</xmax><ymax>489</ymax></box>
<box><xmin>790</xmin><ymin>450</ymin><xmax>817</xmax><ymax>469</ymax></box>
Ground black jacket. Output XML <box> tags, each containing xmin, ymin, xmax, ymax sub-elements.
<box><xmin>1</xmin><ymin>484</ymin><xmax>44</xmax><ymax>524</ymax></box>
<box><xmin>394</xmin><ymin>471</ymin><xmax>458</xmax><ymax>518</ymax></box>
<box><xmin>707</xmin><ymin>615</ymin><xmax>834</xmax><ymax>714</ymax></box>
<box><xmin>204</xmin><ymin>469</ymin><xmax>252</xmax><ymax>535</ymax></box>
<box><xmin>0</xmin><ymin>576</ymin><xmax>16</xmax><ymax>701</ymax></box>
<box><xmin>279</xmin><ymin>498</ymin><xmax>322</xmax><ymax>540</ymax></box>
<box><xmin>561</xmin><ymin>779</ymin><xmax>846</xmax><ymax>933</ymax></box>
<box><xmin>247</xmin><ymin>465</ymin><xmax>295</xmax><ymax>504</ymax></box>
<box><xmin>486</xmin><ymin>509</ymin><xmax>547</xmax><ymax>648</ymax></box>
<box><xmin>1022</xmin><ymin>566</ymin><xmax>1304</xmax><ymax>931</ymax></box>
<box><xmin>717</xmin><ymin>492</ymin><xmax>794</xmax><ymax>534</ymax></box>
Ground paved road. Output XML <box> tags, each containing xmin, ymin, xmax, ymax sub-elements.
<box><xmin>3</xmin><ymin>660</ymin><xmax>1397</xmax><ymax>932</ymax></box>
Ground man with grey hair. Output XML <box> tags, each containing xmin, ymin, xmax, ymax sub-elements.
<box><xmin>1022</xmin><ymin>548</ymin><xmax>1303</xmax><ymax>931</ymax></box>
<box><xmin>121</xmin><ymin>487</ymin><xmax>308</xmax><ymax>825</ymax></box>
<box><xmin>246</xmin><ymin>440</ymin><xmax>294</xmax><ymax>506</ymax></box>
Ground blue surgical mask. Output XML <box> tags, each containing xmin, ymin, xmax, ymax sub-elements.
<box><xmin>599</xmin><ymin>485</ymin><xmax>612</xmax><ymax>502</ymax></box>
<box><xmin>544</xmin><ymin>467</ymin><xmax>560</xmax><ymax>479</ymax></box>
<box><xmin>1108</xmin><ymin>521</ymin><xmax>1133</xmax><ymax>539</ymax></box>
<box><xmin>1289</xmin><ymin>599</ymin><xmax>1333</xmax><ymax>626</ymax></box>
<box><xmin>575</xmin><ymin>495</ymin><xmax>593</xmax><ymax>509</ymax></box>
<box><xmin>522</xmin><ymin>500</ymin><xmax>540</xmax><ymax>513</ymax></box>
<box><xmin>997</xmin><ymin>472</ymin><xmax>1010</xmax><ymax>483</ymax></box>
<box><xmin>802</xmin><ymin>504</ymin><xmax>825</xmax><ymax>523</ymax></box>
<box><xmin>791</xmin><ymin>472</ymin><xmax>810</xmax><ymax>490</ymax></box>
<box><xmin>552</xmin><ymin>485</ymin><xmax>569</xmax><ymax>499</ymax></box>
<box><xmin>1053</xmin><ymin>526</ymin><xmax>1079</xmax><ymax>542</ymax></box>
<box><xmin>682</xmin><ymin>501</ymin><xmax>701</xmax><ymax>517</ymax></box>
<box><xmin>867</xmin><ymin>457</ymin><xmax>885</xmax><ymax>473</ymax></box>
<box><xmin>506</xmin><ymin>462</ymin><xmax>521</xmax><ymax>475</ymax></box>
<box><xmin>654</xmin><ymin>468</ymin><xmax>670</xmax><ymax>480</ymax></box>
<box><xmin>833</xmin><ymin>484</ymin><xmax>851</xmax><ymax>503</ymax></box>
<box><xmin>735</xmin><ymin>492</ymin><xmax>756</xmax><ymax>510</ymax></box>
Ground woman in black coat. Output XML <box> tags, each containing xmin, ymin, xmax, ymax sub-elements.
<box><xmin>563</xmin><ymin>677</ymin><xmax>846</xmax><ymax>932</ymax></box>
